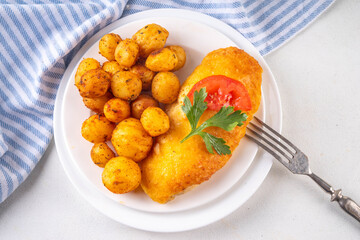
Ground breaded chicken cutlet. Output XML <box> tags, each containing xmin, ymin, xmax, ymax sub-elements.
<box><xmin>140</xmin><ymin>47</ymin><xmax>263</xmax><ymax>203</ymax></box>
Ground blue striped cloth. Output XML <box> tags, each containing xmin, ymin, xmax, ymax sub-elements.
<box><xmin>0</xmin><ymin>0</ymin><xmax>334</xmax><ymax>203</ymax></box>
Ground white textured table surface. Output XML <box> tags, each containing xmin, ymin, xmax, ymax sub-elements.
<box><xmin>1</xmin><ymin>1</ymin><xmax>360</xmax><ymax>239</ymax></box>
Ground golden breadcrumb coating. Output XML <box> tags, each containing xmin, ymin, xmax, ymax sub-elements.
<box><xmin>141</xmin><ymin>47</ymin><xmax>263</xmax><ymax>203</ymax></box>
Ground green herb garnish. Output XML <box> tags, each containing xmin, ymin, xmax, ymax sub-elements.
<box><xmin>180</xmin><ymin>88</ymin><xmax>248</xmax><ymax>155</ymax></box>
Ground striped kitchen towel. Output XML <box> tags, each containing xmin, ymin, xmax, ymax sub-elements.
<box><xmin>0</xmin><ymin>0</ymin><xmax>334</xmax><ymax>203</ymax></box>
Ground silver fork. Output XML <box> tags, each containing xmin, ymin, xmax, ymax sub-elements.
<box><xmin>246</xmin><ymin>116</ymin><xmax>360</xmax><ymax>222</ymax></box>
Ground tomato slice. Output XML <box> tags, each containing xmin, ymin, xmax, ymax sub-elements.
<box><xmin>187</xmin><ymin>75</ymin><xmax>252</xmax><ymax>111</ymax></box>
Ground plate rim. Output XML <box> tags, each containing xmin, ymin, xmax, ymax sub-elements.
<box><xmin>54</xmin><ymin>8</ymin><xmax>282</xmax><ymax>232</ymax></box>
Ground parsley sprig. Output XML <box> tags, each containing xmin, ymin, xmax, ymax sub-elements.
<box><xmin>180</xmin><ymin>88</ymin><xmax>248</xmax><ymax>155</ymax></box>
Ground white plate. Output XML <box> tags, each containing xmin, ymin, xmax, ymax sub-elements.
<box><xmin>59</xmin><ymin>11</ymin><xmax>264</xmax><ymax>213</ymax></box>
<box><xmin>54</xmin><ymin>9</ymin><xmax>282</xmax><ymax>232</ymax></box>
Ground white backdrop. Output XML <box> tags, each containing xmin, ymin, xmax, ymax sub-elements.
<box><xmin>0</xmin><ymin>0</ymin><xmax>359</xmax><ymax>239</ymax></box>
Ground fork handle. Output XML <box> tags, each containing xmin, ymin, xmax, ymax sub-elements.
<box><xmin>309</xmin><ymin>173</ymin><xmax>360</xmax><ymax>222</ymax></box>
<box><xmin>330</xmin><ymin>188</ymin><xmax>360</xmax><ymax>223</ymax></box>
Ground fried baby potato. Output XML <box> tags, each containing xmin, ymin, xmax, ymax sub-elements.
<box><xmin>81</xmin><ymin>114</ymin><xmax>116</xmax><ymax>143</ymax></box>
<box><xmin>83</xmin><ymin>91</ymin><xmax>114</xmax><ymax>113</ymax></box>
<box><xmin>140</xmin><ymin>107</ymin><xmax>170</xmax><ymax>137</ymax></box>
<box><xmin>102</xmin><ymin>156</ymin><xmax>141</xmax><ymax>194</ymax></box>
<box><xmin>99</xmin><ymin>33</ymin><xmax>122</xmax><ymax>61</ymax></box>
<box><xmin>102</xmin><ymin>61</ymin><xmax>123</xmax><ymax>76</ymax></box>
<box><xmin>132</xmin><ymin>23</ymin><xmax>169</xmax><ymax>58</ymax></box>
<box><xmin>103</xmin><ymin>98</ymin><xmax>131</xmax><ymax>123</ymax></box>
<box><xmin>114</xmin><ymin>38</ymin><xmax>139</xmax><ymax>68</ymax></box>
<box><xmin>145</xmin><ymin>48</ymin><xmax>178</xmax><ymax>72</ymax></box>
<box><xmin>167</xmin><ymin>45</ymin><xmax>186</xmax><ymax>71</ymax></box>
<box><xmin>111</xmin><ymin>118</ymin><xmax>153</xmax><ymax>162</ymax></box>
<box><xmin>131</xmin><ymin>94</ymin><xmax>159</xmax><ymax>119</ymax></box>
<box><xmin>129</xmin><ymin>63</ymin><xmax>155</xmax><ymax>90</ymax></box>
<box><xmin>91</xmin><ymin>142</ymin><xmax>115</xmax><ymax>168</ymax></box>
<box><xmin>151</xmin><ymin>72</ymin><xmax>180</xmax><ymax>104</ymax></box>
<box><xmin>75</xmin><ymin>58</ymin><xmax>101</xmax><ymax>88</ymax></box>
<box><xmin>77</xmin><ymin>69</ymin><xmax>111</xmax><ymax>98</ymax></box>
<box><xmin>111</xmin><ymin>71</ymin><xmax>142</xmax><ymax>101</ymax></box>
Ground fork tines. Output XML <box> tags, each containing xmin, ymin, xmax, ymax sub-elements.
<box><xmin>246</xmin><ymin>116</ymin><xmax>299</xmax><ymax>168</ymax></box>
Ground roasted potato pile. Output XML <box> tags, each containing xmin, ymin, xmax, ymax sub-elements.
<box><xmin>74</xmin><ymin>23</ymin><xmax>186</xmax><ymax>196</ymax></box>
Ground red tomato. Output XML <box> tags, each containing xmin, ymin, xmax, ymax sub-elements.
<box><xmin>187</xmin><ymin>75</ymin><xmax>252</xmax><ymax>111</ymax></box>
